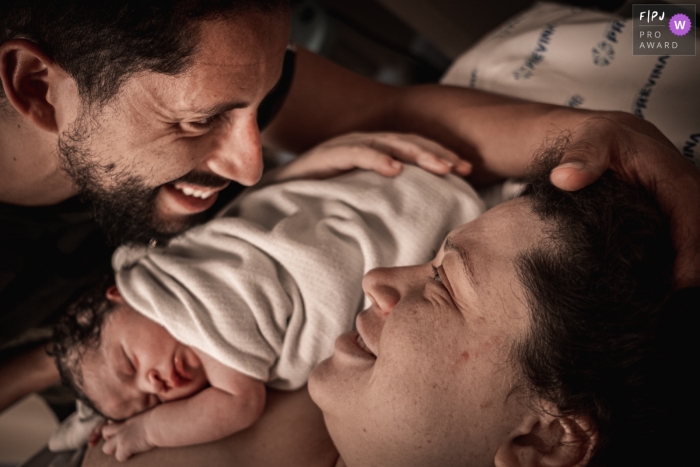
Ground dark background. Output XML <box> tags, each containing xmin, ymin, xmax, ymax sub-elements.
<box><xmin>289</xmin><ymin>0</ymin><xmax>633</xmax><ymax>86</ymax></box>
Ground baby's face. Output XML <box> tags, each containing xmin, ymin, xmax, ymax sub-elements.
<box><xmin>80</xmin><ymin>300</ymin><xmax>208</xmax><ymax>420</ymax></box>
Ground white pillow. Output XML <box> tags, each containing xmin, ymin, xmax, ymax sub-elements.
<box><xmin>442</xmin><ymin>2</ymin><xmax>700</xmax><ymax>168</ymax></box>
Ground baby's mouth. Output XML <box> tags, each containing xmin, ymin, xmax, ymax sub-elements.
<box><xmin>170</xmin><ymin>354</ymin><xmax>192</xmax><ymax>388</ymax></box>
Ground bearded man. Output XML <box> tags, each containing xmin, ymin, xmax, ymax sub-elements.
<box><xmin>0</xmin><ymin>1</ymin><xmax>698</xmax><ymax>413</ymax></box>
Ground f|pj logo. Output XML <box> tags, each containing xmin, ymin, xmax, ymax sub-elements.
<box><xmin>633</xmin><ymin>4</ymin><xmax>695</xmax><ymax>56</ymax></box>
<box><xmin>639</xmin><ymin>10</ymin><xmax>692</xmax><ymax>36</ymax></box>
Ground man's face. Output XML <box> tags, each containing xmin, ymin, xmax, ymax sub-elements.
<box><xmin>81</xmin><ymin>301</ymin><xmax>208</xmax><ymax>421</ymax></box>
<box><xmin>58</xmin><ymin>11</ymin><xmax>290</xmax><ymax>244</ymax></box>
<box><xmin>309</xmin><ymin>198</ymin><xmax>546</xmax><ymax>467</ymax></box>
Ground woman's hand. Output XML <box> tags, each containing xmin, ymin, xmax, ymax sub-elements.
<box><xmin>265</xmin><ymin>132</ymin><xmax>472</xmax><ymax>184</ymax></box>
<box><xmin>550</xmin><ymin>115</ymin><xmax>700</xmax><ymax>288</ymax></box>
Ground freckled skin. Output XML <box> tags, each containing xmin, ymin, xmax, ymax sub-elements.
<box><xmin>310</xmin><ymin>198</ymin><xmax>547</xmax><ymax>467</ymax></box>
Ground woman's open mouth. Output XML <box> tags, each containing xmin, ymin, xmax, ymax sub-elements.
<box><xmin>356</xmin><ymin>333</ymin><xmax>376</xmax><ymax>358</ymax></box>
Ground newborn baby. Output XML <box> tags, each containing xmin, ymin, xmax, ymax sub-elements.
<box><xmin>53</xmin><ymin>164</ymin><xmax>485</xmax><ymax>460</ymax></box>
<box><xmin>72</xmin><ymin>284</ymin><xmax>265</xmax><ymax>457</ymax></box>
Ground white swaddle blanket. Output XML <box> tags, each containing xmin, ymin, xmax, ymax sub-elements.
<box><xmin>113</xmin><ymin>167</ymin><xmax>484</xmax><ymax>390</ymax></box>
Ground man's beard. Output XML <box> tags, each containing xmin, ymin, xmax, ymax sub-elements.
<box><xmin>57</xmin><ymin>117</ymin><xmax>210</xmax><ymax>246</ymax></box>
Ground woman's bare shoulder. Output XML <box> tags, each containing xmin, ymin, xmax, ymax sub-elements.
<box><xmin>82</xmin><ymin>388</ymin><xmax>339</xmax><ymax>467</ymax></box>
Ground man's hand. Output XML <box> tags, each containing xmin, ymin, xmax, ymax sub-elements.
<box><xmin>101</xmin><ymin>415</ymin><xmax>154</xmax><ymax>462</ymax></box>
<box><xmin>265</xmin><ymin>132</ymin><xmax>471</xmax><ymax>183</ymax></box>
<box><xmin>550</xmin><ymin>115</ymin><xmax>700</xmax><ymax>289</ymax></box>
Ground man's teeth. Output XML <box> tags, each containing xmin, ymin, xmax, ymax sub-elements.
<box><xmin>173</xmin><ymin>184</ymin><xmax>216</xmax><ymax>199</ymax></box>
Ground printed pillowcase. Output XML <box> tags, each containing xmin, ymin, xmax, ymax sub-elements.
<box><xmin>442</xmin><ymin>1</ymin><xmax>700</xmax><ymax>168</ymax></box>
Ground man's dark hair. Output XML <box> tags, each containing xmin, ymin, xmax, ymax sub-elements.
<box><xmin>515</xmin><ymin>137</ymin><xmax>690</xmax><ymax>466</ymax></box>
<box><xmin>1</xmin><ymin>0</ymin><xmax>288</xmax><ymax>105</ymax></box>
<box><xmin>50</xmin><ymin>274</ymin><xmax>116</xmax><ymax>416</ymax></box>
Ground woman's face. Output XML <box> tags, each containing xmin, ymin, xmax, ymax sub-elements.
<box><xmin>309</xmin><ymin>198</ymin><xmax>545</xmax><ymax>467</ymax></box>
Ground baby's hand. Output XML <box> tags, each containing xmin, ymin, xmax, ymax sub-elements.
<box><xmin>101</xmin><ymin>415</ymin><xmax>154</xmax><ymax>462</ymax></box>
<box><xmin>263</xmin><ymin>132</ymin><xmax>472</xmax><ymax>184</ymax></box>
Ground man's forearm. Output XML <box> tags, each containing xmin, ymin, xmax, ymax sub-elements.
<box><xmin>386</xmin><ymin>84</ymin><xmax>594</xmax><ymax>183</ymax></box>
<box><xmin>263</xmin><ymin>48</ymin><xmax>596</xmax><ymax>183</ymax></box>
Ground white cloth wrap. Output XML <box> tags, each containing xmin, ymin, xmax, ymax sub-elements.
<box><xmin>114</xmin><ymin>167</ymin><xmax>484</xmax><ymax>390</ymax></box>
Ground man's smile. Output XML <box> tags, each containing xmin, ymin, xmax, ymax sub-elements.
<box><xmin>160</xmin><ymin>181</ymin><xmax>230</xmax><ymax>215</ymax></box>
<box><xmin>172</xmin><ymin>182</ymin><xmax>225</xmax><ymax>200</ymax></box>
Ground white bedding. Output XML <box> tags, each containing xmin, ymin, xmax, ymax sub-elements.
<box><xmin>442</xmin><ymin>1</ymin><xmax>700</xmax><ymax>168</ymax></box>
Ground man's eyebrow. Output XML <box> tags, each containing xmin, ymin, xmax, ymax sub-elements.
<box><xmin>187</xmin><ymin>100</ymin><xmax>249</xmax><ymax>116</ymax></box>
<box><xmin>444</xmin><ymin>237</ymin><xmax>478</xmax><ymax>288</ymax></box>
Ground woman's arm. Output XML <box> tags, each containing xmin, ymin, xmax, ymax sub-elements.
<box><xmin>82</xmin><ymin>388</ymin><xmax>338</xmax><ymax>467</ymax></box>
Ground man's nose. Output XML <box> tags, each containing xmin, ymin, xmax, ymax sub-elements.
<box><xmin>362</xmin><ymin>267</ymin><xmax>401</xmax><ymax>317</ymax></box>
<box><xmin>204</xmin><ymin>111</ymin><xmax>263</xmax><ymax>186</ymax></box>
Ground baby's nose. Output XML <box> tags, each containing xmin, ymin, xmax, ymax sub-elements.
<box><xmin>146</xmin><ymin>369</ymin><xmax>166</xmax><ymax>392</ymax></box>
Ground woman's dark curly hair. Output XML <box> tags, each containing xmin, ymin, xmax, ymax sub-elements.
<box><xmin>513</xmin><ymin>136</ymin><xmax>691</xmax><ymax>466</ymax></box>
<box><xmin>49</xmin><ymin>273</ymin><xmax>117</xmax><ymax>415</ymax></box>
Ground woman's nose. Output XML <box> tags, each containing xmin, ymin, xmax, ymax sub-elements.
<box><xmin>362</xmin><ymin>267</ymin><xmax>401</xmax><ymax>316</ymax></box>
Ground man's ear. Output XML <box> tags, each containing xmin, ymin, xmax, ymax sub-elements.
<box><xmin>494</xmin><ymin>402</ymin><xmax>598</xmax><ymax>467</ymax></box>
<box><xmin>0</xmin><ymin>39</ymin><xmax>74</xmax><ymax>133</ymax></box>
<box><xmin>105</xmin><ymin>285</ymin><xmax>125</xmax><ymax>304</ymax></box>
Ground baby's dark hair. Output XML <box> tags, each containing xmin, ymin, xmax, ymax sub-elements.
<box><xmin>50</xmin><ymin>273</ymin><xmax>117</xmax><ymax>416</ymax></box>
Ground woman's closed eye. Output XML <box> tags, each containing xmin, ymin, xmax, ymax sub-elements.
<box><xmin>122</xmin><ymin>348</ymin><xmax>136</xmax><ymax>376</ymax></box>
<box><xmin>431</xmin><ymin>265</ymin><xmax>444</xmax><ymax>284</ymax></box>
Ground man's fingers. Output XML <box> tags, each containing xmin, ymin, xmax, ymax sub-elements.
<box><xmin>550</xmin><ymin>161</ymin><xmax>602</xmax><ymax>191</ymax></box>
<box><xmin>372</xmin><ymin>134</ymin><xmax>471</xmax><ymax>175</ymax></box>
<box><xmin>549</xmin><ymin>115</ymin><xmax>700</xmax><ymax>288</ymax></box>
<box><xmin>550</xmin><ymin>118</ymin><xmax>621</xmax><ymax>191</ymax></box>
<box><xmin>405</xmin><ymin>136</ymin><xmax>473</xmax><ymax>175</ymax></box>
<box><xmin>371</xmin><ymin>138</ymin><xmax>449</xmax><ymax>172</ymax></box>
<box><xmin>347</xmin><ymin>150</ymin><xmax>403</xmax><ymax>177</ymax></box>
